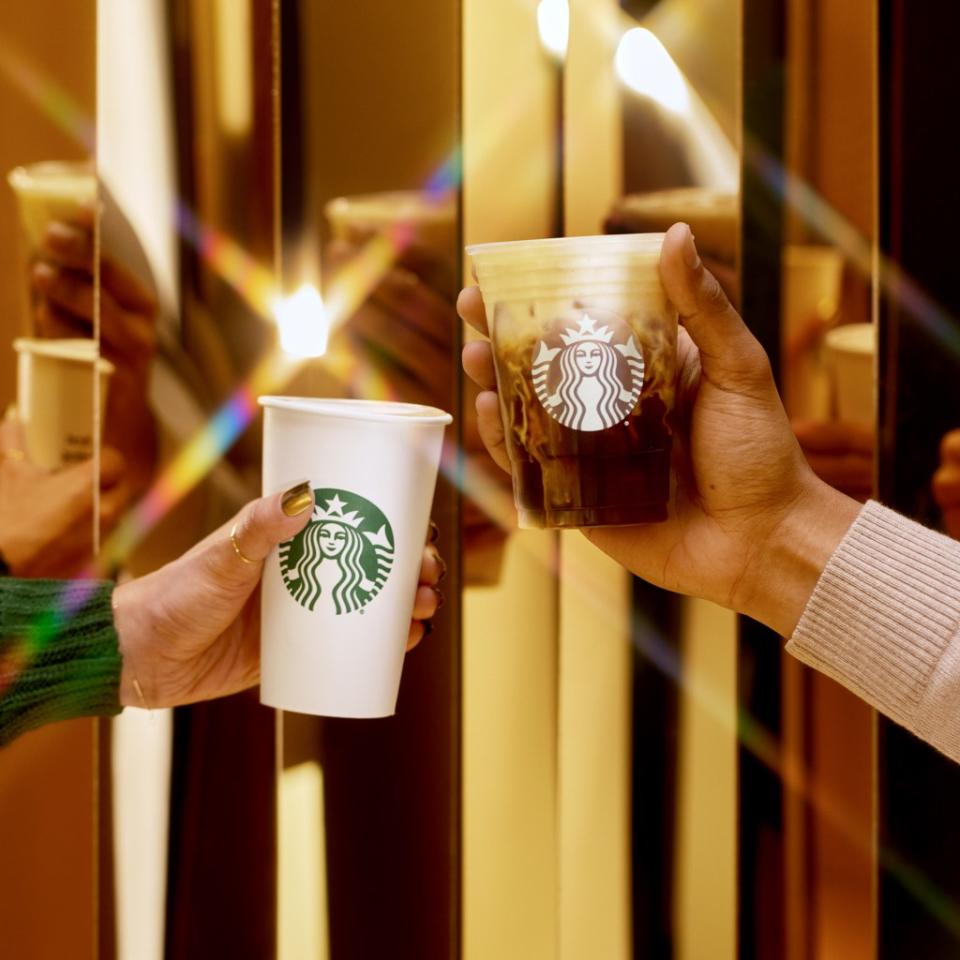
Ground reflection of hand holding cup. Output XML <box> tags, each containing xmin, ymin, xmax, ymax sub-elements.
<box><xmin>14</xmin><ymin>338</ymin><xmax>114</xmax><ymax>470</ymax></box>
<box><xmin>467</xmin><ymin>233</ymin><xmax>678</xmax><ymax>529</ymax></box>
<box><xmin>258</xmin><ymin>397</ymin><xmax>452</xmax><ymax>718</ymax></box>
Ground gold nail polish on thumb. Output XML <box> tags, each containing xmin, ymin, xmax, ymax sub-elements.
<box><xmin>281</xmin><ymin>481</ymin><xmax>314</xmax><ymax>516</ymax></box>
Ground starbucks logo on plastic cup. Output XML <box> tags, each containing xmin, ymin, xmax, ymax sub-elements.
<box><xmin>532</xmin><ymin>312</ymin><xmax>645</xmax><ymax>432</ymax></box>
<box><xmin>279</xmin><ymin>488</ymin><xmax>395</xmax><ymax>615</ymax></box>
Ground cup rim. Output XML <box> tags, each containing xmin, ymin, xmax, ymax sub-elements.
<box><xmin>466</xmin><ymin>232</ymin><xmax>665</xmax><ymax>258</ymax></box>
<box><xmin>7</xmin><ymin>161</ymin><xmax>97</xmax><ymax>195</ymax></box>
<box><xmin>824</xmin><ymin>322</ymin><xmax>875</xmax><ymax>356</ymax></box>
<box><xmin>325</xmin><ymin>190</ymin><xmax>455</xmax><ymax>225</ymax></box>
<box><xmin>14</xmin><ymin>337</ymin><xmax>115</xmax><ymax>373</ymax></box>
<box><xmin>258</xmin><ymin>396</ymin><xmax>453</xmax><ymax>425</ymax></box>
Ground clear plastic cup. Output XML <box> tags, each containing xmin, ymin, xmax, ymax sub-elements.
<box><xmin>468</xmin><ymin>233</ymin><xmax>678</xmax><ymax>528</ymax></box>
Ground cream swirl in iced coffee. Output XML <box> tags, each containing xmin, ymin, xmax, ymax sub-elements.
<box><xmin>468</xmin><ymin>234</ymin><xmax>678</xmax><ymax>528</ymax></box>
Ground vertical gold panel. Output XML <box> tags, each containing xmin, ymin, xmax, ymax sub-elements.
<box><xmin>559</xmin><ymin>4</ymin><xmax>631</xmax><ymax>957</ymax></box>
<box><xmin>675</xmin><ymin>600</ymin><xmax>738</xmax><ymax>960</ymax></box>
<box><xmin>462</xmin><ymin>3</ymin><xmax>561</xmax><ymax>955</ymax></box>
<box><xmin>0</xmin><ymin>3</ymin><xmax>98</xmax><ymax>956</ymax></box>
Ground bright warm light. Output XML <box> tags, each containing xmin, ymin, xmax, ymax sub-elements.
<box><xmin>274</xmin><ymin>284</ymin><xmax>329</xmax><ymax>358</ymax></box>
<box><xmin>537</xmin><ymin>0</ymin><xmax>569</xmax><ymax>60</ymax></box>
<box><xmin>615</xmin><ymin>27</ymin><xmax>690</xmax><ymax>115</ymax></box>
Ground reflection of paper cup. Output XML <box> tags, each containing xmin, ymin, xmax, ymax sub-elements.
<box><xmin>824</xmin><ymin>323</ymin><xmax>876</xmax><ymax>428</ymax></box>
<box><xmin>15</xmin><ymin>338</ymin><xmax>114</xmax><ymax>470</ymax></box>
<box><xmin>781</xmin><ymin>245</ymin><xmax>845</xmax><ymax>420</ymax></box>
<box><xmin>7</xmin><ymin>161</ymin><xmax>96</xmax><ymax>251</ymax></box>
<box><xmin>259</xmin><ymin>397</ymin><xmax>452</xmax><ymax>718</ymax></box>
<box><xmin>783</xmin><ymin>245</ymin><xmax>844</xmax><ymax>329</ymax></box>
<box><xmin>325</xmin><ymin>190</ymin><xmax>457</xmax><ymax>255</ymax></box>
<box><xmin>468</xmin><ymin>234</ymin><xmax>677</xmax><ymax>529</ymax></box>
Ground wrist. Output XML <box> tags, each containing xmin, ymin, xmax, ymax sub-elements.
<box><xmin>114</xmin><ymin>577</ymin><xmax>154</xmax><ymax>708</ymax></box>
<box><xmin>735</xmin><ymin>479</ymin><xmax>862</xmax><ymax>637</ymax></box>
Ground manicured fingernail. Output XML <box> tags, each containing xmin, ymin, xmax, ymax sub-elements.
<box><xmin>423</xmin><ymin>620</ymin><xmax>434</xmax><ymax>637</ymax></box>
<box><xmin>434</xmin><ymin>553</ymin><xmax>447</xmax><ymax>583</ymax></box>
<box><xmin>428</xmin><ymin>520</ymin><xmax>440</xmax><ymax>543</ymax></box>
<box><xmin>281</xmin><ymin>481</ymin><xmax>314</xmax><ymax>516</ymax></box>
<box><xmin>433</xmin><ymin>587</ymin><xmax>445</xmax><ymax>609</ymax></box>
<box><xmin>681</xmin><ymin>223</ymin><xmax>700</xmax><ymax>270</ymax></box>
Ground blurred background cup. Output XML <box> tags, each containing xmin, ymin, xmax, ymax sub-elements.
<box><xmin>605</xmin><ymin>187</ymin><xmax>738</xmax><ymax>266</ymax></box>
<box><xmin>325</xmin><ymin>189</ymin><xmax>457</xmax><ymax>255</ymax></box>
<box><xmin>7</xmin><ymin>161</ymin><xmax>96</xmax><ymax>251</ymax></box>
<box><xmin>258</xmin><ymin>396</ymin><xmax>452</xmax><ymax>718</ymax></box>
<box><xmin>468</xmin><ymin>233</ymin><xmax>678</xmax><ymax>529</ymax></box>
<box><xmin>825</xmin><ymin>322</ymin><xmax>876</xmax><ymax>429</ymax></box>
<box><xmin>7</xmin><ymin>161</ymin><xmax>97</xmax><ymax>330</ymax></box>
<box><xmin>781</xmin><ymin>244</ymin><xmax>845</xmax><ymax>419</ymax></box>
<box><xmin>14</xmin><ymin>337</ymin><xmax>114</xmax><ymax>469</ymax></box>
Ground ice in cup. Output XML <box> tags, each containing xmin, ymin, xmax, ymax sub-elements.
<box><xmin>825</xmin><ymin>323</ymin><xmax>876</xmax><ymax>428</ymax></box>
<box><xmin>258</xmin><ymin>397</ymin><xmax>452</xmax><ymax>718</ymax></box>
<box><xmin>468</xmin><ymin>233</ymin><xmax>678</xmax><ymax>528</ymax></box>
<box><xmin>7</xmin><ymin>161</ymin><xmax>96</xmax><ymax>251</ymax></box>
<box><xmin>14</xmin><ymin>338</ymin><xmax>114</xmax><ymax>470</ymax></box>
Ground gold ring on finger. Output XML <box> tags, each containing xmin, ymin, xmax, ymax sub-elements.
<box><xmin>230</xmin><ymin>522</ymin><xmax>256</xmax><ymax>565</ymax></box>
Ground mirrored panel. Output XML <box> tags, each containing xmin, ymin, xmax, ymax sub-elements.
<box><xmin>0</xmin><ymin>4</ymin><xmax>102</xmax><ymax>957</ymax></box>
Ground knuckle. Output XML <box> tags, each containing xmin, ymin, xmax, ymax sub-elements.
<box><xmin>699</xmin><ymin>271</ymin><xmax>730</xmax><ymax>315</ymax></box>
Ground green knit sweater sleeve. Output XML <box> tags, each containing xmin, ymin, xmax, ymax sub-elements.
<box><xmin>0</xmin><ymin>579</ymin><xmax>122</xmax><ymax>747</ymax></box>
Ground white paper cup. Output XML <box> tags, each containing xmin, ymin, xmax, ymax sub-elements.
<box><xmin>15</xmin><ymin>338</ymin><xmax>114</xmax><ymax>470</ymax></box>
<box><xmin>259</xmin><ymin>397</ymin><xmax>452</xmax><ymax>718</ymax></box>
<box><xmin>7</xmin><ymin>161</ymin><xmax>97</xmax><ymax>251</ymax></box>
<box><xmin>825</xmin><ymin>323</ymin><xmax>876</xmax><ymax>428</ymax></box>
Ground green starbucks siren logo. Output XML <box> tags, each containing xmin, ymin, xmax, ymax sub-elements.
<box><xmin>279</xmin><ymin>488</ymin><xmax>395</xmax><ymax>615</ymax></box>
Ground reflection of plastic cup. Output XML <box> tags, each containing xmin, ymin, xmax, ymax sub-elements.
<box><xmin>7</xmin><ymin>161</ymin><xmax>96</xmax><ymax>250</ymax></box>
<box><xmin>468</xmin><ymin>234</ymin><xmax>678</xmax><ymax>529</ymax></box>
<box><xmin>824</xmin><ymin>323</ymin><xmax>875</xmax><ymax>428</ymax></box>
<box><xmin>258</xmin><ymin>397</ymin><xmax>452</xmax><ymax>718</ymax></box>
<box><xmin>605</xmin><ymin>188</ymin><xmax>738</xmax><ymax>265</ymax></box>
<box><xmin>325</xmin><ymin>190</ymin><xmax>457</xmax><ymax>255</ymax></box>
<box><xmin>14</xmin><ymin>338</ymin><xmax>114</xmax><ymax>470</ymax></box>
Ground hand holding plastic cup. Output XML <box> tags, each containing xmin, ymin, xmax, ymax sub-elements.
<box><xmin>258</xmin><ymin>397</ymin><xmax>452</xmax><ymax>718</ymax></box>
<box><xmin>467</xmin><ymin>233</ymin><xmax>678</xmax><ymax>528</ymax></box>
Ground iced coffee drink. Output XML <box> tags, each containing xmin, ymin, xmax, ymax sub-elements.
<box><xmin>468</xmin><ymin>234</ymin><xmax>677</xmax><ymax>529</ymax></box>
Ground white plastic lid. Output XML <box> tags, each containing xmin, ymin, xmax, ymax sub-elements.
<box><xmin>14</xmin><ymin>337</ymin><xmax>114</xmax><ymax>373</ymax></box>
<box><xmin>258</xmin><ymin>396</ymin><xmax>453</xmax><ymax>425</ymax></box>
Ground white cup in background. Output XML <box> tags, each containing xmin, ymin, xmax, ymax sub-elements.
<box><xmin>824</xmin><ymin>323</ymin><xmax>876</xmax><ymax>429</ymax></box>
<box><xmin>15</xmin><ymin>338</ymin><xmax>114</xmax><ymax>470</ymax></box>
<box><xmin>259</xmin><ymin>397</ymin><xmax>452</xmax><ymax>718</ymax></box>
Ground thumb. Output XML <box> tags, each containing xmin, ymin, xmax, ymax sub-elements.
<box><xmin>660</xmin><ymin>222</ymin><xmax>771</xmax><ymax>387</ymax></box>
<box><xmin>0</xmin><ymin>410</ymin><xmax>27</xmax><ymax>457</ymax></box>
<box><xmin>229</xmin><ymin>481</ymin><xmax>315</xmax><ymax>565</ymax></box>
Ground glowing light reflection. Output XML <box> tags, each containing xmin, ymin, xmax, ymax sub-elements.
<box><xmin>614</xmin><ymin>27</ymin><xmax>690</xmax><ymax>115</ymax></box>
<box><xmin>274</xmin><ymin>284</ymin><xmax>329</xmax><ymax>358</ymax></box>
<box><xmin>537</xmin><ymin>0</ymin><xmax>570</xmax><ymax>61</ymax></box>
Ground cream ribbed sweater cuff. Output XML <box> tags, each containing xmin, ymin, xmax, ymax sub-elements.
<box><xmin>787</xmin><ymin>500</ymin><xmax>960</xmax><ymax>762</ymax></box>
